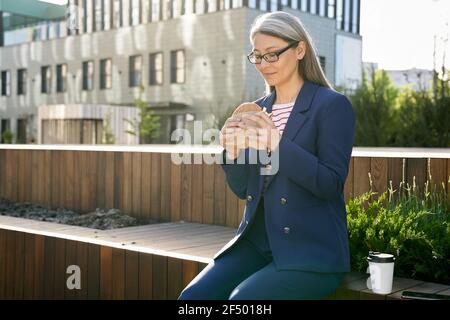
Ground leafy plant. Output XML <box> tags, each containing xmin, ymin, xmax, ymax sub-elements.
<box><xmin>1</xmin><ymin>129</ymin><xmax>13</xmax><ymax>144</ymax></box>
<box><xmin>347</xmin><ymin>175</ymin><xmax>450</xmax><ymax>284</ymax></box>
<box><xmin>102</xmin><ymin>108</ymin><xmax>115</xmax><ymax>144</ymax></box>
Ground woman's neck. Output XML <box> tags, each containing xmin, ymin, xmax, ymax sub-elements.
<box><xmin>274</xmin><ymin>76</ymin><xmax>304</xmax><ymax>104</ymax></box>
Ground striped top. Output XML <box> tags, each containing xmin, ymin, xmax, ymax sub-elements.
<box><xmin>270</xmin><ymin>102</ymin><xmax>295</xmax><ymax>135</ymax></box>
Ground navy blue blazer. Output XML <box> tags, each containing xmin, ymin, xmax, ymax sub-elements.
<box><xmin>215</xmin><ymin>80</ymin><xmax>356</xmax><ymax>273</ymax></box>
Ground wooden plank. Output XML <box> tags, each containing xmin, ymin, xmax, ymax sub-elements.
<box><xmin>76</xmin><ymin>241</ymin><xmax>89</xmax><ymax>300</ymax></box>
<box><xmin>64</xmin><ymin>239</ymin><xmax>78</xmax><ymax>300</ymax></box>
<box><xmin>24</xmin><ymin>150</ymin><xmax>33</xmax><ymax>202</ymax></box>
<box><xmin>0</xmin><ymin>230</ymin><xmax>6</xmax><ymax>299</ymax></box>
<box><xmin>23</xmin><ymin>233</ymin><xmax>35</xmax><ymax>300</ymax></box>
<box><xmin>353</xmin><ymin>157</ymin><xmax>371</xmax><ymax>199</ymax></box>
<box><xmin>387</xmin><ymin>157</ymin><xmax>404</xmax><ymax>199</ymax></box>
<box><xmin>191</xmin><ymin>164</ymin><xmax>203</xmax><ymax>223</ymax></box>
<box><xmin>160</xmin><ymin>153</ymin><xmax>172</xmax><ymax>222</ymax></box>
<box><xmin>152</xmin><ymin>255</ymin><xmax>168</xmax><ymax>299</ymax></box>
<box><xmin>87</xmin><ymin>244</ymin><xmax>100</xmax><ymax>300</ymax></box>
<box><xmin>30</xmin><ymin>150</ymin><xmax>39</xmax><ymax>203</ymax></box>
<box><xmin>132</xmin><ymin>152</ymin><xmax>142</xmax><ymax>219</ymax></box>
<box><xmin>202</xmin><ymin>163</ymin><xmax>215</xmax><ymax>225</ymax></box>
<box><xmin>50</xmin><ymin>150</ymin><xmax>60</xmax><ymax>209</ymax></box>
<box><xmin>125</xmin><ymin>250</ymin><xmax>139</xmax><ymax>300</ymax></box>
<box><xmin>180</xmin><ymin>163</ymin><xmax>192</xmax><ymax>223</ymax></box>
<box><xmin>72</xmin><ymin>151</ymin><xmax>82</xmax><ymax>212</ymax></box>
<box><xmin>104</xmin><ymin>151</ymin><xmax>115</xmax><ymax>209</ymax></box>
<box><xmin>13</xmin><ymin>231</ymin><xmax>24</xmax><ymax>299</ymax></box>
<box><xmin>170</xmin><ymin>159</ymin><xmax>181</xmax><ymax>222</ymax></box>
<box><xmin>0</xmin><ymin>149</ymin><xmax>4</xmax><ymax>199</ymax></box>
<box><xmin>4</xmin><ymin>230</ymin><xmax>16</xmax><ymax>299</ymax></box>
<box><xmin>96</xmin><ymin>151</ymin><xmax>106</xmax><ymax>210</ymax></box>
<box><xmin>429</xmin><ymin>158</ymin><xmax>447</xmax><ymax>191</ymax></box>
<box><xmin>43</xmin><ymin>236</ymin><xmax>56</xmax><ymax>299</ymax></box>
<box><xmin>150</xmin><ymin>153</ymin><xmax>161</xmax><ymax>221</ymax></box>
<box><xmin>100</xmin><ymin>246</ymin><xmax>113</xmax><ymax>299</ymax></box>
<box><xmin>182</xmin><ymin>260</ymin><xmax>199</xmax><ymax>288</ymax></box>
<box><xmin>112</xmin><ymin>248</ymin><xmax>125</xmax><ymax>300</ymax></box>
<box><xmin>138</xmin><ymin>253</ymin><xmax>153</xmax><ymax>300</ymax></box>
<box><xmin>122</xmin><ymin>152</ymin><xmax>133</xmax><ymax>216</ymax></box>
<box><xmin>5</xmin><ymin>150</ymin><xmax>17</xmax><ymax>201</ymax></box>
<box><xmin>53</xmin><ymin>238</ymin><xmax>66</xmax><ymax>299</ymax></box>
<box><xmin>65</xmin><ymin>150</ymin><xmax>75</xmax><ymax>210</ymax></box>
<box><xmin>387</xmin><ymin>281</ymin><xmax>449</xmax><ymax>300</ymax></box>
<box><xmin>370</xmin><ymin>157</ymin><xmax>388</xmax><ymax>203</ymax></box>
<box><xmin>87</xmin><ymin>151</ymin><xmax>98</xmax><ymax>212</ymax></box>
<box><xmin>113</xmin><ymin>152</ymin><xmax>123</xmax><ymax>211</ymax></box>
<box><xmin>167</xmin><ymin>257</ymin><xmax>183</xmax><ymax>300</ymax></box>
<box><xmin>343</xmin><ymin>157</ymin><xmax>354</xmax><ymax>203</ymax></box>
<box><xmin>33</xmin><ymin>235</ymin><xmax>45</xmax><ymax>299</ymax></box>
<box><xmin>214</xmin><ymin>164</ymin><xmax>226</xmax><ymax>226</ymax></box>
<box><xmin>141</xmin><ymin>153</ymin><xmax>152</xmax><ymax>220</ymax></box>
<box><xmin>406</xmin><ymin>158</ymin><xmax>427</xmax><ymax>197</ymax></box>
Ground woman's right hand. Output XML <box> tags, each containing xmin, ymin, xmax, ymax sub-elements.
<box><xmin>219</xmin><ymin>116</ymin><xmax>246</xmax><ymax>160</ymax></box>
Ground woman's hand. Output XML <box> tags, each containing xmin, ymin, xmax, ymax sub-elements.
<box><xmin>237</xmin><ymin>111</ymin><xmax>281</xmax><ymax>152</ymax></box>
<box><xmin>219</xmin><ymin>115</ymin><xmax>246</xmax><ymax>160</ymax></box>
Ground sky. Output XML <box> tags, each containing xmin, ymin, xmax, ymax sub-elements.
<box><xmin>360</xmin><ymin>0</ymin><xmax>450</xmax><ymax>71</ymax></box>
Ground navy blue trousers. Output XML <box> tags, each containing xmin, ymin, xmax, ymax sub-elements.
<box><xmin>178</xmin><ymin>198</ymin><xmax>346</xmax><ymax>300</ymax></box>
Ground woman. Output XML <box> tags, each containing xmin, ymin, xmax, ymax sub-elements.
<box><xmin>178</xmin><ymin>11</ymin><xmax>355</xmax><ymax>300</ymax></box>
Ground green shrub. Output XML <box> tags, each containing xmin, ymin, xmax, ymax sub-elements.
<box><xmin>347</xmin><ymin>175</ymin><xmax>450</xmax><ymax>284</ymax></box>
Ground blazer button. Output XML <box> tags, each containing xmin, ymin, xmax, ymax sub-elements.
<box><xmin>247</xmin><ymin>195</ymin><xmax>253</xmax><ymax>202</ymax></box>
<box><xmin>280</xmin><ymin>197</ymin><xmax>287</xmax><ymax>205</ymax></box>
<box><xmin>283</xmin><ymin>227</ymin><xmax>290</xmax><ymax>235</ymax></box>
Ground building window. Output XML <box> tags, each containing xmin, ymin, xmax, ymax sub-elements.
<box><xmin>1</xmin><ymin>70</ymin><xmax>11</xmax><ymax>96</ymax></box>
<box><xmin>291</xmin><ymin>0</ymin><xmax>298</xmax><ymax>9</ymax></box>
<box><xmin>16</xmin><ymin>118</ymin><xmax>27</xmax><ymax>144</ymax></box>
<box><xmin>1</xmin><ymin>119</ymin><xmax>11</xmax><ymax>143</ymax></box>
<box><xmin>17</xmin><ymin>69</ymin><xmax>27</xmax><ymax>95</ymax></box>
<box><xmin>41</xmin><ymin>66</ymin><xmax>52</xmax><ymax>94</ymax></box>
<box><xmin>100</xmin><ymin>58</ymin><xmax>113</xmax><ymax>89</ymax></box>
<box><xmin>170</xmin><ymin>50</ymin><xmax>185</xmax><ymax>84</ymax></box>
<box><xmin>113</xmin><ymin>0</ymin><xmax>123</xmax><ymax>27</ymax></box>
<box><xmin>300</xmin><ymin>0</ymin><xmax>307</xmax><ymax>11</ymax></box>
<box><xmin>82</xmin><ymin>61</ymin><xmax>95</xmax><ymax>90</ymax></box>
<box><xmin>336</xmin><ymin>0</ymin><xmax>343</xmax><ymax>30</ymax></box>
<box><xmin>281</xmin><ymin>0</ymin><xmax>288</xmax><ymax>7</ymax></box>
<box><xmin>129</xmin><ymin>55</ymin><xmax>143</xmax><ymax>87</ymax></box>
<box><xmin>94</xmin><ymin>0</ymin><xmax>104</xmax><ymax>31</ymax></box>
<box><xmin>259</xmin><ymin>0</ymin><xmax>267</xmax><ymax>10</ymax></box>
<box><xmin>319</xmin><ymin>0</ymin><xmax>326</xmax><ymax>16</ymax></box>
<box><xmin>149</xmin><ymin>52</ymin><xmax>163</xmax><ymax>85</ymax></box>
<box><xmin>351</xmin><ymin>0</ymin><xmax>359</xmax><ymax>34</ymax></box>
<box><xmin>344</xmin><ymin>0</ymin><xmax>350</xmax><ymax>32</ymax></box>
<box><xmin>104</xmin><ymin>0</ymin><xmax>112</xmax><ymax>30</ymax></box>
<box><xmin>328</xmin><ymin>0</ymin><xmax>335</xmax><ymax>18</ymax></box>
<box><xmin>56</xmin><ymin>64</ymin><xmax>68</xmax><ymax>93</ymax></box>
<box><xmin>310</xmin><ymin>0</ymin><xmax>317</xmax><ymax>14</ymax></box>
<box><xmin>130</xmin><ymin>0</ymin><xmax>141</xmax><ymax>25</ymax></box>
<box><xmin>319</xmin><ymin>56</ymin><xmax>326</xmax><ymax>73</ymax></box>
<box><xmin>269</xmin><ymin>0</ymin><xmax>277</xmax><ymax>11</ymax></box>
<box><xmin>152</xmin><ymin>0</ymin><xmax>161</xmax><ymax>21</ymax></box>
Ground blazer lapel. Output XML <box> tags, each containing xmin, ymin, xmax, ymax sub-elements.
<box><xmin>257</xmin><ymin>80</ymin><xmax>320</xmax><ymax>192</ymax></box>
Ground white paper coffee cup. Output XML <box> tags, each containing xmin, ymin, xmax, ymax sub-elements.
<box><xmin>366</xmin><ymin>252</ymin><xmax>395</xmax><ymax>294</ymax></box>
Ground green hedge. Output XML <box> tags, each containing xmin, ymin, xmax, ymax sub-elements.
<box><xmin>347</xmin><ymin>175</ymin><xmax>450</xmax><ymax>285</ymax></box>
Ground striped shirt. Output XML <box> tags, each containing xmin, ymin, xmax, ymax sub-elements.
<box><xmin>271</xmin><ymin>102</ymin><xmax>295</xmax><ymax>135</ymax></box>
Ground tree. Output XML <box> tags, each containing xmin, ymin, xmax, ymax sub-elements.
<box><xmin>347</xmin><ymin>68</ymin><xmax>399</xmax><ymax>146</ymax></box>
<box><xmin>124</xmin><ymin>85</ymin><xmax>161</xmax><ymax>144</ymax></box>
<box><xmin>102</xmin><ymin>107</ymin><xmax>115</xmax><ymax>144</ymax></box>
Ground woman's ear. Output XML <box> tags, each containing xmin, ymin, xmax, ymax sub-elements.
<box><xmin>297</xmin><ymin>41</ymin><xmax>306</xmax><ymax>60</ymax></box>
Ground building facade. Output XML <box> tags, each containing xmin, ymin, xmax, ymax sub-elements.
<box><xmin>0</xmin><ymin>0</ymin><xmax>362</xmax><ymax>144</ymax></box>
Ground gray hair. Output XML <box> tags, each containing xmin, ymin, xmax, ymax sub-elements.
<box><xmin>249</xmin><ymin>11</ymin><xmax>334</xmax><ymax>94</ymax></box>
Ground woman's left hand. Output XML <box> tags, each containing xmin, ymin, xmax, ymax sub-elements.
<box><xmin>237</xmin><ymin>111</ymin><xmax>281</xmax><ymax>151</ymax></box>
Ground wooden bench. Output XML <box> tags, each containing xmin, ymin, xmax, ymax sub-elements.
<box><xmin>1</xmin><ymin>216</ymin><xmax>449</xmax><ymax>300</ymax></box>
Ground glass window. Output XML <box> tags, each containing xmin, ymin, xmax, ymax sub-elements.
<box><xmin>152</xmin><ymin>0</ymin><xmax>161</xmax><ymax>21</ymax></box>
<box><xmin>291</xmin><ymin>0</ymin><xmax>298</xmax><ymax>10</ymax></box>
<box><xmin>113</xmin><ymin>0</ymin><xmax>123</xmax><ymax>27</ymax></box>
<box><xmin>336</xmin><ymin>0</ymin><xmax>343</xmax><ymax>29</ymax></box>
<box><xmin>94</xmin><ymin>0</ymin><xmax>103</xmax><ymax>31</ymax></box>
<box><xmin>104</xmin><ymin>0</ymin><xmax>112</xmax><ymax>30</ymax></box>
<box><xmin>170</xmin><ymin>50</ymin><xmax>185</xmax><ymax>84</ymax></box>
<box><xmin>149</xmin><ymin>52</ymin><xmax>163</xmax><ymax>85</ymax></box>
<box><xmin>327</xmin><ymin>0</ymin><xmax>335</xmax><ymax>18</ymax></box>
<box><xmin>100</xmin><ymin>58</ymin><xmax>113</xmax><ymax>89</ymax></box>
<box><xmin>310</xmin><ymin>0</ymin><xmax>317</xmax><ymax>14</ymax></box>
<box><xmin>281</xmin><ymin>0</ymin><xmax>288</xmax><ymax>6</ymax></box>
<box><xmin>319</xmin><ymin>56</ymin><xmax>326</xmax><ymax>73</ymax></box>
<box><xmin>1</xmin><ymin>70</ymin><xmax>11</xmax><ymax>96</ymax></box>
<box><xmin>129</xmin><ymin>55</ymin><xmax>142</xmax><ymax>87</ymax></box>
<box><xmin>259</xmin><ymin>0</ymin><xmax>267</xmax><ymax>10</ymax></box>
<box><xmin>270</xmin><ymin>0</ymin><xmax>277</xmax><ymax>11</ymax></box>
<box><xmin>344</xmin><ymin>0</ymin><xmax>350</xmax><ymax>31</ymax></box>
<box><xmin>131</xmin><ymin>0</ymin><xmax>141</xmax><ymax>25</ymax></box>
<box><xmin>248</xmin><ymin>0</ymin><xmax>256</xmax><ymax>8</ymax></box>
<box><xmin>352</xmin><ymin>0</ymin><xmax>359</xmax><ymax>33</ymax></box>
<box><xmin>41</xmin><ymin>66</ymin><xmax>52</xmax><ymax>94</ymax></box>
<box><xmin>82</xmin><ymin>61</ymin><xmax>94</xmax><ymax>90</ymax></box>
<box><xmin>300</xmin><ymin>0</ymin><xmax>307</xmax><ymax>11</ymax></box>
<box><xmin>207</xmin><ymin>0</ymin><xmax>217</xmax><ymax>12</ymax></box>
<box><xmin>195</xmin><ymin>0</ymin><xmax>204</xmax><ymax>13</ymax></box>
<box><xmin>56</xmin><ymin>64</ymin><xmax>68</xmax><ymax>93</ymax></box>
<box><xmin>319</xmin><ymin>0</ymin><xmax>326</xmax><ymax>16</ymax></box>
<box><xmin>17</xmin><ymin>69</ymin><xmax>27</xmax><ymax>96</ymax></box>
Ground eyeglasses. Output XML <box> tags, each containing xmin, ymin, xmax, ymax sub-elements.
<box><xmin>247</xmin><ymin>41</ymin><xmax>299</xmax><ymax>64</ymax></box>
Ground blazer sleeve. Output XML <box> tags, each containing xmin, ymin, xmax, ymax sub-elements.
<box><xmin>276</xmin><ymin>94</ymin><xmax>356</xmax><ymax>201</ymax></box>
<box><xmin>220</xmin><ymin>148</ymin><xmax>252</xmax><ymax>200</ymax></box>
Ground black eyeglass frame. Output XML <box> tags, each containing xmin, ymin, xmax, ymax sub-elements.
<box><xmin>247</xmin><ymin>41</ymin><xmax>300</xmax><ymax>64</ymax></box>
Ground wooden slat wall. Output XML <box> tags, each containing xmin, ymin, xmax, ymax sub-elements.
<box><xmin>0</xmin><ymin>229</ymin><xmax>207</xmax><ymax>300</ymax></box>
<box><xmin>0</xmin><ymin>149</ymin><xmax>448</xmax><ymax>228</ymax></box>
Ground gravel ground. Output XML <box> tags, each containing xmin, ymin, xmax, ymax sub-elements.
<box><xmin>0</xmin><ymin>198</ymin><xmax>157</xmax><ymax>230</ymax></box>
